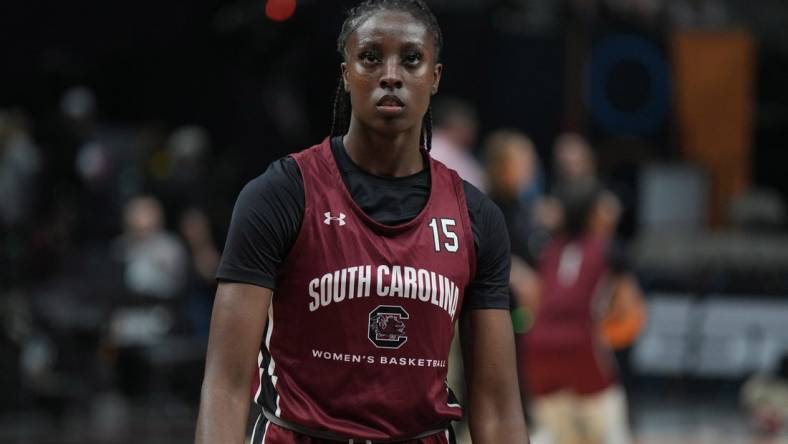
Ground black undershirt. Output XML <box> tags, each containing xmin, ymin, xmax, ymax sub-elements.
<box><xmin>333</xmin><ymin>137</ymin><xmax>431</xmax><ymax>225</ymax></box>
<box><xmin>216</xmin><ymin>137</ymin><xmax>511</xmax><ymax>311</ymax></box>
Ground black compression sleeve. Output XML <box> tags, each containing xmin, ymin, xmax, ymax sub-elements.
<box><xmin>215</xmin><ymin>157</ymin><xmax>304</xmax><ymax>289</ymax></box>
<box><xmin>461</xmin><ymin>181</ymin><xmax>512</xmax><ymax>311</ymax></box>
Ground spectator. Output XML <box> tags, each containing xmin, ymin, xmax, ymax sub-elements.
<box><xmin>150</xmin><ymin>125</ymin><xmax>213</xmax><ymax>220</ymax></box>
<box><xmin>484</xmin><ymin>129</ymin><xmax>545</xmax><ymax>266</ymax></box>
<box><xmin>113</xmin><ymin>196</ymin><xmax>188</xmax><ymax>300</ymax></box>
<box><xmin>429</xmin><ymin>96</ymin><xmax>487</xmax><ymax>192</ymax></box>
<box><xmin>483</xmin><ymin>129</ymin><xmax>545</xmax><ymax>342</ymax></box>
<box><xmin>0</xmin><ymin>110</ymin><xmax>42</xmax><ymax>285</ymax></box>
<box><xmin>0</xmin><ymin>109</ymin><xmax>41</xmax><ymax>228</ymax></box>
<box><xmin>552</xmin><ymin>132</ymin><xmax>596</xmax><ymax>187</ymax></box>
<box><xmin>178</xmin><ymin>207</ymin><xmax>219</xmax><ymax>338</ymax></box>
<box><xmin>741</xmin><ymin>354</ymin><xmax>788</xmax><ymax>436</ymax></box>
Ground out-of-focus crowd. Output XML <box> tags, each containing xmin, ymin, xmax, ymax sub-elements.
<box><xmin>2</xmin><ymin>81</ymin><xmax>647</xmax><ymax>443</ymax></box>
<box><xmin>3</xmin><ymin>82</ymin><xmax>788</xmax><ymax>442</ymax></box>
<box><xmin>3</xmin><ymin>1</ymin><xmax>788</xmax><ymax>441</ymax></box>
<box><xmin>1</xmin><ymin>87</ymin><xmax>224</xmax><ymax>418</ymax></box>
<box><xmin>431</xmin><ymin>96</ymin><xmax>646</xmax><ymax>444</ymax></box>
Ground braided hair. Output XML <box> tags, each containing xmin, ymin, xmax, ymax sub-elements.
<box><xmin>330</xmin><ymin>0</ymin><xmax>442</xmax><ymax>151</ymax></box>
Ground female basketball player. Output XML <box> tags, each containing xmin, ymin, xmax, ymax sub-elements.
<box><xmin>521</xmin><ymin>180</ymin><xmax>638</xmax><ymax>444</ymax></box>
<box><xmin>195</xmin><ymin>1</ymin><xmax>528</xmax><ymax>443</ymax></box>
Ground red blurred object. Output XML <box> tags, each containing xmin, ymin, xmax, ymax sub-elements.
<box><xmin>266</xmin><ymin>0</ymin><xmax>296</xmax><ymax>22</ymax></box>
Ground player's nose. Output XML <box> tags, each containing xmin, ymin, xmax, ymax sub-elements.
<box><xmin>379</xmin><ymin>59</ymin><xmax>403</xmax><ymax>90</ymax></box>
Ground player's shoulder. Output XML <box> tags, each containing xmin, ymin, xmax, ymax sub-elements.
<box><xmin>244</xmin><ymin>137</ymin><xmax>333</xmax><ymax>190</ymax></box>
<box><xmin>460</xmin><ymin>179</ymin><xmax>509</xmax><ymax>250</ymax></box>
<box><xmin>288</xmin><ymin>136</ymin><xmax>332</xmax><ymax>164</ymax></box>
<box><xmin>237</xmin><ymin>155</ymin><xmax>303</xmax><ymax>204</ymax></box>
<box><xmin>461</xmin><ymin>179</ymin><xmax>504</xmax><ymax>222</ymax></box>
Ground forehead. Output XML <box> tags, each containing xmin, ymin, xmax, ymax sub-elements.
<box><xmin>351</xmin><ymin>10</ymin><xmax>431</xmax><ymax>48</ymax></box>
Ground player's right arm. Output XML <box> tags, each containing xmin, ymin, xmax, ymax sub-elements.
<box><xmin>195</xmin><ymin>282</ymin><xmax>271</xmax><ymax>444</ymax></box>
<box><xmin>196</xmin><ymin>158</ymin><xmax>304</xmax><ymax>443</ymax></box>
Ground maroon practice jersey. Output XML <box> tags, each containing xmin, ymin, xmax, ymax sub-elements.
<box><xmin>253</xmin><ymin>138</ymin><xmax>475</xmax><ymax>441</ymax></box>
<box><xmin>520</xmin><ymin>234</ymin><xmax>617</xmax><ymax>396</ymax></box>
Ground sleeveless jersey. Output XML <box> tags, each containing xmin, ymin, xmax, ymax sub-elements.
<box><xmin>520</xmin><ymin>235</ymin><xmax>617</xmax><ymax>396</ymax></box>
<box><xmin>254</xmin><ymin>138</ymin><xmax>476</xmax><ymax>441</ymax></box>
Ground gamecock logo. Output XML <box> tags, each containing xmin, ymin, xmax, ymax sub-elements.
<box><xmin>368</xmin><ymin>305</ymin><xmax>409</xmax><ymax>349</ymax></box>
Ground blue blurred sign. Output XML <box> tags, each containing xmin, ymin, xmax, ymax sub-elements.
<box><xmin>588</xmin><ymin>34</ymin><xmax>670</xmax><ymax>135</ymax></box>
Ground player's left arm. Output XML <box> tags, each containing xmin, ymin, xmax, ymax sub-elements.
<box><xmin>458</xmin><ymin>182</ymin><xmax>529</xmax><ymax>442</ymax></box>
<box><xmin>461</xmin><ymin>309</ymin><xmax>529</xmax><ymax>443</ymax></box>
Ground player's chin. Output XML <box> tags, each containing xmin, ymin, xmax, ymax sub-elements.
<box><xmin>369</xmin><ymin>117</ymin><xmax>414</xmax><ymax>135</ymax></box>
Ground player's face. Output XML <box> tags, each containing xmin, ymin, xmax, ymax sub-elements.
<box><xmin>342</xmin><ymin>10</ymin><xmax>442</xmax><ymax>137</ymax></box>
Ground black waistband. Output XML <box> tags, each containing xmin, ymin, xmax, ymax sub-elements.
<box><xmin>261</xmin><ymin>408</ymin><xmax>450</xmax><ymax>443</ymax></box>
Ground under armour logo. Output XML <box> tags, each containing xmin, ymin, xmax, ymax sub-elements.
<box><xmin>323</xmin><ymin>212</ymin><xmax>346</xmax><ymax>226</ymax></box>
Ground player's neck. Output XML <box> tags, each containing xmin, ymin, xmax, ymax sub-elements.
<box><xmin>343</xmin><ymin>123</ymin><xmax>424</xmax><ymax>178</ymax></box>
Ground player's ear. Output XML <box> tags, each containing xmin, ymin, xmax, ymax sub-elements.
<box><xmin>431</xmin><ymin>63</ymin><xmax>442</xmax><ymax>96</ymax></box>
<box><xmin>341</xmin><ymin>63</ymin><xmax>350</xmax><ymax>92</ymax></box>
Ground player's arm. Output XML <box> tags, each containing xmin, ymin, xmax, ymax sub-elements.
<box><xmin>459</xmin><ymin>182</ymin><xmax>529</xmax><ymax>442</ymax></box>
<box><xmin>599</xmin><ymin>272</ymin><xmax>647</xmax><ymax>349</ymax></box>
<box><xmin>195</xmin><ymin>282</ymin><xmax>271</xmax><ymax>444</ymax></box>
<box><xmin>195</xmin><ymin>159</ymin><xmax>303</xmax><ymax>443</ymax></box>
<box><xmin>460</xmin><ymin>309</ymin><xmax>529</xmax><ymax>443</ymax></box>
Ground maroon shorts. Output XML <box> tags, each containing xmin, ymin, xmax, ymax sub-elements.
<box><xmin>519</xmin><ymin>342</ymin><xmax>616</xmax><ymax>396</ymax></box>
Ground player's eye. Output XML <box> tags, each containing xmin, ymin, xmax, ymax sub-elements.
<box><xmin>359</xmin><ymin>51</ymin><xmax>381</xmax><ymax>65</ymax></box>
<box><xmin>402</xmin><ymin>52</ymin><xmax>422</xmax><ymax>66</ymax></box>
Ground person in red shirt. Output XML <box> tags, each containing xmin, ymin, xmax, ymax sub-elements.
<box><xmin>195</xmin><ymin>1</ymin><xmax>528</xmax><ymax>443</ymax></box>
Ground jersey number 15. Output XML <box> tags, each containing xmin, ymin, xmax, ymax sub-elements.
<box><xmin>428</xmin><ymin>217</ymin><xmax>459</xmax><ymax>253</ymax></box>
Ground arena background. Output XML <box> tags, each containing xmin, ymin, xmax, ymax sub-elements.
<box><xmin>2</xmin><ymin>0</ymin><xmax>788</xmax><ymax>442</ymax></box>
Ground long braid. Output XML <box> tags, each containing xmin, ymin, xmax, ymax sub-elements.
<box><xmin>423</xmin><ymin>105</ymin><xmax>433</xmax><ymax>152</ymax></box>
<box><xmin>330</xmin><ymin>75</ymin><xmax>351</xmax><ymax>137</ymax></box>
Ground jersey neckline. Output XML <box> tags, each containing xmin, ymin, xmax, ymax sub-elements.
<box><xmin>324</xmin><ymin>136</ymin><xmax>436</xmax><ymax>235</ymax></box>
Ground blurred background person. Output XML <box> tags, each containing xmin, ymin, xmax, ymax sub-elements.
<box><xmin>50</xmin><ymin>86</ymin><xmax>121</xmax><ymax>242</ymax></box>
<box><xmin>0</xmin><ymin>109</ymin><xmax>41</xmax><ymax>229</ymax></box>
<box><xmin>1</xmin><ymin>0</ymin><xmax>787</xmax><ymax>442</ymax></box>
<box><xmin>149</xmin><ymin>125</ymin><xmax>214</xmax><ymax>222</ymax></box>
<box><xmin>103</xmin><ymin>196</ymin><xmax>188</xmax><ymax>398</ymax></box>
<box><xmin>433</xmin><ymin>96</ymin><xmax>489</xmax><ymax>443</ymax></box>
<box><xmin>741</xmin><ymin>353</ymin><xmax>788</xmax><ymax>438</ymax></box>
<box><xmin>114</xmin><ymin>195</ymin><xmax>188</xmax><ymax>300</ymax></box>
<box><xmin>484</xmin><ymin>129</ymin><xmax>545</xmax><ymax>268</ymax></box>
<box><xmin>0</xmin><ymin>109</ymin><xmax>41</xmax><ymax>284</ymax></box>
<box><xmin>593</xmin><ymin>193</ymin><xmax>646</xmax><ymax>358</ymax></box>
<box><xmin>552</xmin><ymin>132</ymin><xmax>597</xmax><ymax>189</ymax></box>
<box><xmin>482</xmin><ymin>129</ymin><xmax>546</xmax><ymax>434</ymax></box>
<box><xmin>429</xmin><ymin>96</ymin><xmax>487</xmax><ymax>192</ymax></box>
<box><xmin>177</xmin><ymin>207</ymin><xmax>219</xmax><ymax>340</ymax></box>
<box><xmin>526</xmin><ymin>132</ymin><xmax>601</xmax><ymax>238</ymax></box>
<box><xmin>521</xmin><ymin>179</ymin><xmax>645</xmax><ymax>444</ymax></box>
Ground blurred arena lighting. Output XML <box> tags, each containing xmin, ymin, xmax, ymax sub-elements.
<box><xmin>266</xmin><ymin>0</ymin><xmax>296</xmax><ymax>22</ymax></box>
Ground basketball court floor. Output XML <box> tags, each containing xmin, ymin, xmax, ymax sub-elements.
<box><xmin>0</xmin><ymin>390</ymin><xmax>785</xmax><ymax>444</ymax></box>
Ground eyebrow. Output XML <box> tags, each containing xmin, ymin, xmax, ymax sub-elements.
<box><xmin>355</xmin><ymin>38</ymin><xmax>426</xmax><ymax>51</ymax></box>
<box><xmin>400</xmin><ymin>42</ymin><xmax>425</xmax><ymax>52</ymax></box>
<box><xmin>355</xmin><ymin>39</ymin><xmax>381</xmax><ymax>49</ymax></box>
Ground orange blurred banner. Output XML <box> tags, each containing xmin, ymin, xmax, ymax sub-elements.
<box><xmin>672</xmin><ymin>31</ymin><xmax>755</xmax><ymax>226</ymax></box>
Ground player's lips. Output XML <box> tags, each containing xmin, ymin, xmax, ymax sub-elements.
<box><xmin>376</xmin><ymin>94</ymin><xmax>405</xmax><ymax>116</ymax></box>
